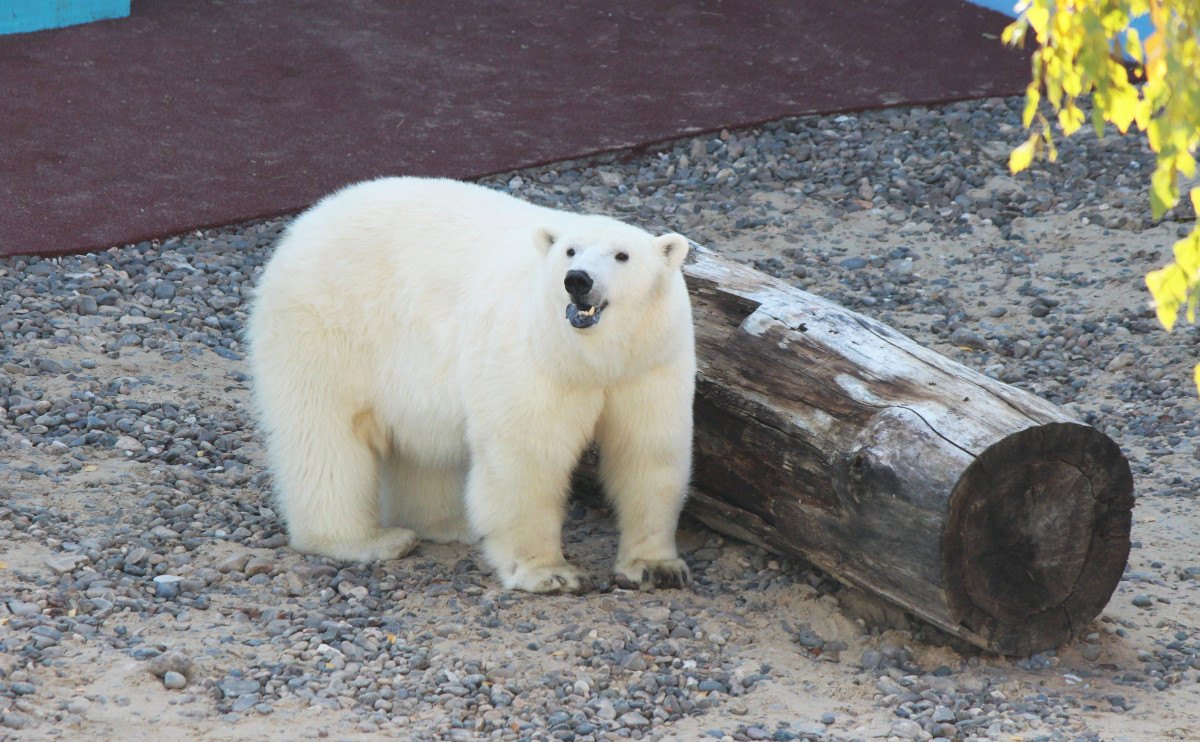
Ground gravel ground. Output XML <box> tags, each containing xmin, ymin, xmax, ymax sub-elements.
<box><xmin>2</xmin><ymin>95</ymin><xmax>1199</xmax><ymax>742</ymax></box>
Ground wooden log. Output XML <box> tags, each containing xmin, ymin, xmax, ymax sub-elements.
<box><xmin>678</xmin><ymin>246</ymin><xmax>1133</xmax><ymax>656</ymax></box>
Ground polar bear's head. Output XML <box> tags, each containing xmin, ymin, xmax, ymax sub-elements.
<box><xmin>534</xmin><ymin>219</ymin><xmax>689</xmax><ymax>331</ymax></box>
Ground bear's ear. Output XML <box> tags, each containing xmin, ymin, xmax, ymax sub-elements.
<box><xmin>533</xmin><ymin>227</ymin><xmax>558</xmax><ymax>256</ymax></box>
<box><xmin>655</xmin><ymin>233</ymin><xmax>690</xmax><ymax>270</ymax></box>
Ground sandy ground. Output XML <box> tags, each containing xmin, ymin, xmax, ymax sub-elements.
<box><xmin>2</xmin><ymin>167</ymin><xmax>1199</xmax><ymax>742</ymax></box>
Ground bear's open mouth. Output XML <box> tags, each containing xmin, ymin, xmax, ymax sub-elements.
<box><xmin>566</xmin><ymin>301</ymin><xmax>607</xmax><ymax>329</ymax></box>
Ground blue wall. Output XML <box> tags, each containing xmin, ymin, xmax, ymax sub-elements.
<box><xmin>965</xmin><ymin>0</ymin><xmax>1154</xmax><ymax>45</ymax></box>
<box><xmin>1</xmin><ymin>1</ymin><xmax>130</xmax><ymax>36</ymax></box>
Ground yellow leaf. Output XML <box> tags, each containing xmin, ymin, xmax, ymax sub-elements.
<box><xmin>1150</xmin><ymin>165</ymin><xmax>1178</xmax><ymax>218</ymax></box>
<box><xmin>1123</xmin><ymin>28</ymin><xmax>1143</xmax><ymax>63</ymax></box>
<box><xmin>1044</xmin><ymin>129</ymin><xmax>1058</xmax><ymax>163</ymax></box>
<box><xmin>1146</xmin><ymin>264</ymin><xmax>1187</xmax><ymax>330</ymax></box>
<box><xmin>1194</xmin><ymin>363</ymin><xmax>1200</xmax><ymax>397</ymax></box>
<box><xmin>1026</xmin><ymin>2</ymin><xmax>1050</xmax><ymax>38</ymax></box>
<box><xmin>1022</xmin><ymin>84</ymin><xmax>1041</xmax><ymax>128</ymax></box>
<box><xmin>1191</xmin><ymin>187</ymin><xmax>1200</xmax><ymax>216</ymax></box>
<box><xmin>1173</xmin><ymin>232</ymin><xmax>1200</xmax><ymax>279</ymax></box>
<box><xmin>1058</xmin><ymin>103</ymin><xmax>1086</xmax><ymax>136</ymax></box>
<box><xmin>1107</xmin><ymin>83</ymin><xmax>1140</xmax><ymax>133</ymax></box>
<box><xmin>1176</xmin><ymin>151</ymin><xmax>1197</xmax><ymax>179</ymax></box>
<box><xmin>1002</xmin><ymin>20</ymin><xmax>1026</xmax><ymax>46</ymax></box>
<box><xmin>1146</xmin><ymin>116</ymin><xmax>1167</xmax><ymax>153</ymax></box>
<box><xmin>1009</xmin><ymin>138</ymin><xmax>1037</xmax><ymax>173</ymax></box>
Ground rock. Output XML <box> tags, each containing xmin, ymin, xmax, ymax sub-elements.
<box><xmin>243</xmin><ymin>557</ymin><xmax>274</xmax><ymax>577</ymax></box>
<box><xmin>793</xmin><ymin>720</ymin><xmax>828</xmax><ymax>735</ymax></box>
<box><xmin>148</xmin><ymin>650</ymin><xmax>194</xmax><ymax>679</ymax></box>
<box><xmin>1</xmin><ymin>712</ymin><xmax>29</xmax><ymax>730</ymax></box>
<box><xmin>620</xmin><ymin>652</ymin><xmax>647</xmax><ymax>671</ymax></box>
<box><xmin>162</xmin><ymin>671</ymin><xmax>188</xmax><ymax>690</ymax></box>
<box><xmin>219</xmin><ymin>677</ymin><xmax>262</xmax><ymax>698</ymax></box>
<box><xmin>115</xmin><ymin>435</ymin><xmax>144</xmax><ymax>452</ymax></box>
<box><xmin>617</xmin><ymin>711</ymin><xmax>649</xmax><ymax>727</ymax></box>
<box><xmin>216</xmin><ymin>552</ymin><xmax>252</xmax><ymax>573</ymax></box>
<box><xmin>949</xmin><ymin>326</ymin><xmax>989</xmax><ymax>350</ymax></box>
<box><xmin>889</xmin><ymin>718</ymin><xmax>924</xmax><ymax>740</ymax></box>
<box><xmin>154</xmin><ymin>574</ymin><xmax>183</xmax><ymax>599</ymax></box>
<box><xmin>639</xmin><ymin>605</ymin><xmax>672</xmax><ymax>623</ymax></box>
<box><xmin>74</xmin><ymin>296</ymin><xmax>99</xmax><ymax>315</ymax></box>
<box><xmin>45</xmin><ymin>552</ymin><xmax>87</xmax><ymax>574</ymax></box>
<box><xmin>1107</xmin><ymin>352</ymin><xmax>1135</xmax><ymax>371</ymax></box>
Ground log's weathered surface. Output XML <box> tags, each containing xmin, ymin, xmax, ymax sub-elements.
<box><xmin>680</xmin><ymin>246</ymin><xmax>1133</xmax><ymax>656</ymax></box>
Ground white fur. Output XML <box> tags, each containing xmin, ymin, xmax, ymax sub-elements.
<box><xmin>246</xmin><ymin>176</ymin><xmax>696</xmax><ymax>592</ymax></box>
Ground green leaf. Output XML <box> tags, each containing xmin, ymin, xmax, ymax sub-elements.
<box><xmin>1091</xmin><ymin>105</ymin><xmax>1106</xmax><ymax>137</ymax></box>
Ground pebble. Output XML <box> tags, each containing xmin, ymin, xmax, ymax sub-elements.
<box><xmin>949</xmin><ymin>326</ymin><xmax>989</xmax><ymax>350</ymax></box>
<box><xmin>148</xmin><ymin>650</ymin><xmax>194</xmax><ymax>679</ymax></box>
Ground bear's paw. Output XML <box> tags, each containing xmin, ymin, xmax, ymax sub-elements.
<box><xmin>502</xmin><ymin>562</ymin><xmax>593</xmax><ymax>594</ymax></box>
<box><xmin>613</xmin><ymin>558</ymin><xmax>692</xmax><ymax>592</ymax></box>
<box><xmin>290</xmin><ymin>527</ymin><xmax>418</xmax><ymax>563</ymax></box>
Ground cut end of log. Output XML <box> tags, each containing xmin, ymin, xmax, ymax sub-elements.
<box><xmin>942</xmin><ymin>422</ymin><xmax>1134</xmax><ymax>656</ymax></box>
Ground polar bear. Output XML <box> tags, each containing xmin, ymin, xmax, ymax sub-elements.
<box><xmin>246</xmin><ymin>177</ymin><xmax>696</xmax><ymax>593</ymax></box>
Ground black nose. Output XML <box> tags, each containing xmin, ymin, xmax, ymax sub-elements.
<box><xmin>564</xmin><ymin>270</ymin><xmax>592</xmax><ymax>296</ymax></box>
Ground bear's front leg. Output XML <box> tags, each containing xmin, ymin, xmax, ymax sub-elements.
<box><xmin>597</xmin><ymin>364</ymin><xmax>694</xmax><ymax>591</ymax></box>
<box><xmin>465</xmin><ymin>446</ymin><xmax>591</xmax><ymax>594</ymax></box>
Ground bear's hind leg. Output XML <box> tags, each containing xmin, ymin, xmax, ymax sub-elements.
<box><xmin>380</xmin><ymin>454</ymin><xmax>475</xmax><ymax>544</ymax></box>
<box><xmin>268</xmin><ymin>409</ymin><xmax>417</xmax><ymax>563</ymax></box>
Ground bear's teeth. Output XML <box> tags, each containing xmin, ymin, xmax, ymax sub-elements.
<box><xmin>578</xmin><ymin>305</ymin><xmax>596</xmax><ymax>317</ymax></box>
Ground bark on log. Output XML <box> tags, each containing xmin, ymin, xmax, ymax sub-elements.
<box><xmin>678</xmin><ymin>246</ymin><xmax>1133</xmax><ymax>656</ymax></box>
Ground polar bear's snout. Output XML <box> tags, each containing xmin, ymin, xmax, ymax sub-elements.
<box><xmin>564</xmin><ymin>269</ymin><xmax>593</xmax><ymax>296</ymax></box>
<box><xmin>563</xmin><ymin>269</ymin><xmax>607</xmax><ymax>329</ymax></box>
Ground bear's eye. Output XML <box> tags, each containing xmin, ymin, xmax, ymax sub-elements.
<box><xmin>566</xmin><ymin>248</ymin><xmax>575</xmax><ymax>257</ymax></box>
<box><xmin>615</xmin><ymin>252</ymin><xmax>629</xmax><ymax>262</ymax></box>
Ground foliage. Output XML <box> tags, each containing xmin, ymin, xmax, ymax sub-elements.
<box><xmin>1003</xmin><ymin>0</ymin><xmax>1200</xmax><ymax>390</ymax></box>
